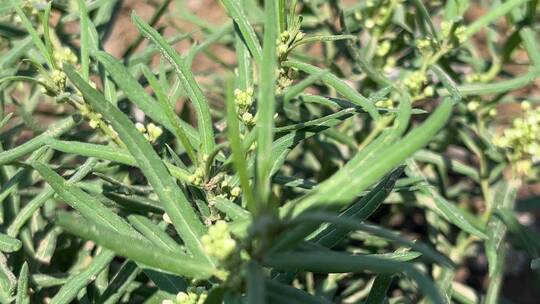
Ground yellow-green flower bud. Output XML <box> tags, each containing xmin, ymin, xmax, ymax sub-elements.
<box><xmin>147</xmin><ymin>123</ymin><xmax>163</xmax><ymax>143</ymax></box>
<box><xmin>423</xmin><ymin>86</ymin><xmax>435</xmax><ymax>97</ymax></box>
<box><xmin>241</xmin><ymin>112</ymin><xmax>255</xmax><ymax>126</ymax></box>
<box><xmin>364</xmin><ymin>19</ymin><xmax>375</xmax><ymax>29</ymax></box>
<box><xmin>467</xmin><ymin>101</ymin><xmax>480</xmax><ymax>112</ymax></box>
<box><xmin>201</xmin><ymin>220</ymin><xmax>236</xmax><ymax>261</ymax></box>
<box><xmin>135</xmin><ymin>122</ymin><xmax>146</xmax><ymax>133</ymax></box>
<box><xmin>376</xmin><ymin>40</ymin><xmax>391</xmax><ymax>57</ymax></box>
<box><xmin>230</xmin><ymin>186</ymin><xmax>241</xmax><ymax>197</ymax></box>
<box><xmin>277</xmin><ymin>43</ymin><xmax>289</xmax><ymax>57</ymax></box>
<box><xmin>54</xmin><ymin>47</ymin><xmax>78</xmax><ymax>67</ymax></box>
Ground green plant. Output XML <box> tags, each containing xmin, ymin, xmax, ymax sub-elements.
<box><xmin>0</xmin><ymin>0</ymin><xmax>539</xmax><ymax>303</ymax></box>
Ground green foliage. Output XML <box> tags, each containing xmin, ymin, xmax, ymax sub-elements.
<box><xmin>0</xmin><ymin>0</ymin><xmax>539</xmax><ymax>303</ymax></box>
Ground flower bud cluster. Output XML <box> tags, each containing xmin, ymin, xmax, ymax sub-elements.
<box><xmin>441</xmin><ymin>21</ymin><xmax>467</xmax><ymax>45</ymax></box>
<box><xmin>54</xmin><ymin>47</ymin><xmax>78</xmax><ymax>68</ymax></box>
<box><xmin>383</xmin><ymin>56</ymin><xmax>397</xmax><ymax>73</ymax></box>
<box><xmin>494</xmin><ymin>101</ymin><xmax>540</xmax><ymax>178</ymax></box>
<box><xmin>376</xmin><ymin>40</ymin><xmax>392</xmax><ymax>57</ymax></box>
<box><xmin>403</xmin><ymin>71</ymin><xmax>427</xmax><ymax>92</ymax></box>
<box><xmin>201</xmin><ymin>220</ymin><xmax>237</xmax><ymax>261</ymax></box>
<box><xmin>162</xmin><ymin>287</ymin><xmax>208</xmax><ymax>304</ymax></box>
<box><xmin>135</xmin><ymin>122</ymin><xmax>163</xmax><ymax>144</ymax></box>
<box><xmin>40</xmin><ymin>70</ymin><xmax>67</xmax><ymax>96</ymax></box>
<box><xmin>465</xmin><ymin>73</ymin><xmax>491</xmax><ymax>84</ymax></box>
<box><xmin>375</xmin><ymin>98</ymin><xmax>394</xmax><ymax>109</ymax></box>
<box><xmin>219</xmin><ymin>178</ymin><xmax>242</xmax><ymax>199</ymax></box>
<box><xmin>187</xmin><ymin>167</ymin><xmax>205</xmax><ymax>186</ymax></box>
<box><xmin>352</xmin><ymin>0</ymin><xmax>398</xmax><ymax>31</ymax></box>
<box><xmin>276</xmin><ymin>29</ymin><xmax>305</xmax><ymax>60</ymax></box>
<box><xmin>277</xmin><ymin>68</ymin><xmax>295</xmax><ymax>94</ymax></box>
<box><xmin>80</xmin><ymin>104</ymin><xmax>103</xmax><ymax>129</ymax></box>
<box><xmin>416</xmin><ymin>38</ymin><xmax>433</xmax><ymax>54</ymax></box>
<box><xmin>234</xmin><ymin>88</ymin><xmax>256</xmax><ymax>126</ymax></box>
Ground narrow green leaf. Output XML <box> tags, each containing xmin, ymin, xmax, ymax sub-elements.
<box><xmin>93</xmin><ymin>51</ymin><xmax>200</xmax><ymax>149</ymax></box>
<box><xmin>131</xmin><ymin>13</ymin><xmax>216</xmax><ymax>155</ymax></box>
<box><xmin>56</xmin><ymin>212</ymin><xmax>214</xmax><ymax>279</ymax></box>
<box><xmin>47</xmin><ymin>139</ymin><xmax>134</xmax><ymax>164</ymax></box>
<box><xmin>311</xmin><ymin>167</ymin><xmax>404</xmax><ymax>248</ymax></box>
<box><xmin>41</xmin><ymin>2</ymin><xmax>54</xmax><ymax>62</ymax></box>
<box><xmin>10</xmin><ymin>0</ymin><xmax>55</xmax><ymax>68</ymax></box>
<box><xmin>220</xmin><ymin>0</ymin><xmax>263</xmax><ymax>64</ymax></box>
<box><xmin>141</xmin><ymin>65</ymin><xmax>197</xmax><ymax>164</ymax></box>
<box><xmin>255</xmin><ymin>0</ymin><xmax>279</xmax><ymax>206</ymax></box>
<box><xmin>211</xmin><ymin>196</ymin><xmax>251</xmax><ymax>221</ymax></box>
<box><xmin>290</xmin><ymin>213</ymin><xmax>454</xmax><ymax>268</ymax></box>
<box><xmin>484</xmin><ymin>244</ymin><xmax>506</xmax><ymax>304</ymax></box>
<box><xmin>15</xmin><ymin>262</ymin><xmax>28</xmax><ymax>304</ymax></box>
<box><xmin>340</xmin><ymin>14</ymin><xmax>392</xmax><ymax>87</ymax></box>
<box><xmin>463</xmin><ymin>0</ymin><xmax>529</xmax><ymax>40</ymax></box>
<box><xmin>444</xmin><ymin>0</ymin><xmax>470</xmax><ymax>20</ymax></box>
<box><xmin>0</xmin><ymin>233</ymin><xmax>21</xmax><ymax>253</ymax></box>
<box><xmin>284</xmin><ymin>60</ymin><xmax>379</xmax><ymax>119</ymax></box>
<box><xmin>412</xmin><ymin>0</ymin><xmax>441</xmax><ymax>44</ymax></box>
<box><xmin>290</xmin><ymin>34</ymin><xmax>356</xmax><ymax>49</ymax></box>
<box><xmin>274</xmin><ymin>108</ymin><xmax>356</xmax><ymax>133</ymax></box>
<box><xmin>77</xmin><ymin>0</ymin><xmax>91</xmax><ymax>80</ymax></box>
<box><xmin>128</xmin><ymin>214</ymin><xmax>184</xmax><ymax>253</ymax></box>
<box><xmin>50</xmin><ymin>250</ymin><xmax>115</xmax><ymax>304</ymax></box>
<box><xmin>97</xmin><ymin>261</ymin><xmax>141</xmax><ymax>304</ymax></box>
<box><xmin>143</xmin><ymin>270</ymin><xmax>187</xmax><ymax>295</ymax></box>
<box><xmin>0</xmin><ymin>252</ymin><xmax>16</xmax><ymax>301</ymax></box>
<box><xmin>34</xmin><ymin>228</ymin><xmax>60</xmax><ymax>266</ymax></box>
<box><xmin>495</xmin><ymin>208</ymin><xmax>540</xmax><ymax>274</ymax></box>
<box><xmin>264</xmin><ymin>251</ymin><xmax>443</xmax><ymax>303</ymax></box>
<box><xmin>0</xmin><ymin>37</ymin><xmax>32</xmax><ymax>69</ymax></box>
<box><xmin>430</xmin><ymin>65</ymin><xmax>462</xmax><ymax>103</ymax></box>
<box><xmin>247</xmin><ymin>261</ymin><xmax>266</xmax><ymax>304</ymax></box>
<box><xmin>33</xmin><ymin>162</ymin><xmax>140</xmax><ymax>238</ymax></box>
<box><xmin>290</xmin><ymin>99</ymin><xmax>454</xmax><ymax>215</ymax></box>
<box><xmin>407</xmin><ymin>160</ymin><xmax>487</xmax><ymax>239</ymax></box>
<box><xmin>486</xmin><ymin>180</ymin><xmax>519</xmax><ymax>276</ymax></box>
<box><xmin>46</xmin><ymin>140</ymin><xmax>191</xmax><ymax>182</ymax></box>
<box><xmin>234</xmin><ymin>0</ymin><xmax>253</xmax><ymax>90</ymax></box>
<box><xmin>413</xmin><ymin>149</ymin><xmax>479</xmax><ymax>181</ymax></box>
<box><xmin>457</xmin><ymin>70</ymin><xmax>540</xmax><ymax>96</ymax></box>
<box><xmin>283</xmin><ymin>70</ymin><xmax>328</xmax><ymax>103</ymax></box>
<box><xmin>266</xmin><ymin>279</ymin><xmax>329</xmax><ymax>304</ymax></box>
<box><xmin>30</xmin><ymin>274</ymin><xmax>68</xmax><ymax>288</ymax></box>
<box><xmin>365</xmin><ymin>275</ymin><xmax>393</xmax><ymax>304</ymax></box>
<box><xmin>64</xmin><ymin>64</ymin><xmax>211</xmax><ymax>264</ymax></box>
<box><xmin>0</xmin><ymin>113</ymin><xmax>14</xmax><ymax>130</ymax></box>
<box><xmin>0</xmin><ymin>117</ymin><xmax>76</xmax><ymax>166</ymax></box>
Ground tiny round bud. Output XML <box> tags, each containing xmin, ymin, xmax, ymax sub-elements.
<box><xmin>365</xmin><ymin>19</ymin><xmax>375</xmax><ymax>29</ymax></box>
<box><xmin>242</xmin><ymin>111</ymin><xmax>253</xmax><ymax>121</ymax></box>
<box><xmin>230</xmin><ymin>186</ymin><xmax>241</xmax><ymax>197</ymax></box>
<box><xmin>135</xmin><ymin>122</ymin><xmax>146</xmax><ymax>133</ymax></box>
<box><xmin>176</xmin><ymin>292</ymin><xmax>189</xmax><ymax>302</ymax></box>
<box><xmin>423</xmin><ymin>86</ymin><xmax>435</xmax><ymax>97</ymax></box>
<box><xmin>467</xmin><ymin>101</ymin><xmax>480</xmax><ymax>112</ymax></box>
